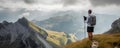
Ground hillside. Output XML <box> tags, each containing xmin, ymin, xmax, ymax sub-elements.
<box><xmin>46</xmin><ymin>30</ymin><xmax>67</xmax><ymax>48</ymax></box>
<box><xmin>46</xmin><ymin>30</ymin><xmax>78</xmax><ymax>48</ymax></box>
<box><xmin>0</xmin><ymin>17</ymin><xmax>77</xmax><ymax>48</ymax></box>
<box><xmin>64</xmin><ymin>18</ymin><xmax>120</xmax><ymax>48</ymax></box>
<box><xmin>64</xmin><ymin>34</ymin><xmax>120</xmax><ymax>48</ymax></box>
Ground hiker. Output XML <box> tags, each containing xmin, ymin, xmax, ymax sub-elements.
<box><xmin>83</xmin><ymin>9</ymin><xmax>96</xmax><ymax>41</ymax></box>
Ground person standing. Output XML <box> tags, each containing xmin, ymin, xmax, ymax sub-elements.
<box><xmin>84</xmin><ymin>9</ymin><xmax>96</xmax><ymax>41</ymax></box>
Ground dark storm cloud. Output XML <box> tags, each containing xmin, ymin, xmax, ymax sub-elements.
<box><xmin>23</xmin><ymin>0</ymin><xmax>80</xmax><ymax>6</ymax></box>
<box><xmin>23</xmin><ymin>0</ymin><xmax>36</xmax><ymax>4</ymax></box>
<box><xmin>90</xmin><ymin>0</ymin><xmax>120</xmax><ymax>6</ymax></box>
<box><xmin>62</xmin><ymin>0</ymin><xmax>79</xmax><ymax>6</ymax></box>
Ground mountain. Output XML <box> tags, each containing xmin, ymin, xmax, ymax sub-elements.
<box><xmin>0</xmin><ymin>17</ymin><xmax>52</xmax><ymax>48</ymax></box>
<box><xmin>32</xmin><ymin>14</ymin><xmax>84</xmax><ymax>40</ymax></box>
<box><xmin>33</xmin><ymin>15</ymin><xmax>80</xmax><ymax>33</ymax></box>
<box><xmin>105</xmin><ymin>18</ymin><xmax>120</xmax><ymax>34</ymax></box>
<box><xmin>0</xmin><ymin>17</ymin><xmax>76</xmax><ymax>48</ymax></box>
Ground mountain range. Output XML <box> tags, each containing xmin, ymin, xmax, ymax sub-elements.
<box><xmin>32</xmin><ymin>10</ymin><xmax>119</xmax><ymax>40</ymax></box>
<box><xmin>0</xmin><ymin>17</ymin><xmax>77</xmax><ymax>48</ymax></box>
<box><xmin>0</xmin><ymin>17</ymin><xmax>52</xmax><ymax>48</ymax></box>
<box><xmin>33</xmin><ymin>15</ymin><xmax>81</xmax><ymax>33</ymax></box>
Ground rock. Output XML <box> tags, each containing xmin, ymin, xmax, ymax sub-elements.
<box><xmin>105</xmin><ymin>18</ymin><xmax>120</xmax><ymax>34</ymax></box>
<box><xmin>0</xmin><ymin>17</ymin><xmax>51</xmax><ymax>48</ymax></box>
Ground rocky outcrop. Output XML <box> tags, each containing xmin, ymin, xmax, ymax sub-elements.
<box><xmin>105</xmin><ymin>18</ymin><xmax>120</xmax><ymax>34</ymax></box>
<box><xmin>0</xmin><ymin>17</ymin><xmax>52</xmax><ymax>48</ymax></box>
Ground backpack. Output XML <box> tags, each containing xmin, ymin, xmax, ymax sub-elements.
<box><xmin>87</xmin><ymin>15</ymin><xmax>96</xmax><ymax>26</ymax></box>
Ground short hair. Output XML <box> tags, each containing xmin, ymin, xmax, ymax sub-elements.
<box><xmin>88</xmin><ymin>9</ymin><xmax>92</xmax><ymax>14</ymax></box>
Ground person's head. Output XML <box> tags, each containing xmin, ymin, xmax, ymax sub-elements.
<box><xmin>88</xmin><ymin>9</ymin><xmax>92</xmax><ymax>14</ymax></box>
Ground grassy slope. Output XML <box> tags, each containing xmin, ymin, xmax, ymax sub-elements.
<box><xmin>29</xmin><ymin>22</ymin><xmax>47</xmax><ymax>35</ymax></box>
<box><xmin>46</xmin><ymin>30</ymin><xmax>67</xmax><ymax>48</ymax></box>
<box><xmin>28</xmin><ymin>21</ymin><xmax>68</xmax><ymax>48</ymax></box>
<box><xmin>64</xmin><ymin>33</ymin><xmax>120</xmax><ymax>48</ymax></box>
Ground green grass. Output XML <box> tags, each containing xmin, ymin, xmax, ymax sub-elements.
<box><xmin>64</xmin><ymin>33</ymin><xmax>120</xmax><ymax>48</ymax></box>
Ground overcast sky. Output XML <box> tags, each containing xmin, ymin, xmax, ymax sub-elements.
<box><xmin>0</xmin><ymin>0</ymin><xmax>120</xmax><ymax>37</ymax></box>
<box><xmin>0</xmin><ymin>0</ymin><xmax>120</xmax><ymax>12</ymax></box>
<box><xmin>0</xmin><ymin>0</ymin><xmax>120</xmax><ymax>24</ymax></box>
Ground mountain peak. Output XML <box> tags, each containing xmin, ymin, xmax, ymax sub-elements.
<box><xmin>2</xmin><ymin>21</ymin><xmax>9</xmax><ymax>25</ymax></box>
<box><xmin>112</xmin><ymin>18</ymin><xmax>120</xmax><ymax>28</ymax></box>
<box><xmin>18</xmin><ymin>17</ymin><xmax>28</xmax><ymax>22</ymax></box>
<box><xmin>0</xmin><ymin>17</ymin><xmax>50</xmax><ymax>48</ymax></box>
<box><xmin>17</xmin><ymin>17</ymin><xmax>29</xmax><ymax>27</ymax></box>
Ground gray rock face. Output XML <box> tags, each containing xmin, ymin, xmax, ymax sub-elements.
<box><xmin>0</xmin><ymin>17</ymin><xmax>52</xmax><ymax>48</ymax></box>
<box><xmin>112</xmin><ymin>18</ymin><xmax>120</xmax><ymax>29</ymax></box>
<box><xmin>106</xmin><ymin>18</ymin><xmax>120</xmax><ymax>34</ymax></box>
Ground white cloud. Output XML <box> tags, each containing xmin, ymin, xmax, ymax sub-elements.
<box><xmin>93</xmin><ymin>5</ymin><xmax>120</xmax><ymax>15</ymax></box>
<box><xmin>90</xmin><ymin>0</ymin><xmax>120</xmax><ymax>6</ymax></box>
<box><xmin>0</xmin><ymin>0</ymin><xmax>92</xmax><ymax>11</ymax></box>
<box><xmin>21</xmin><ymin>12</ymin><xmax>30</xmax><ymax>16</ymax></box>
<box><xmin>0</xmin><ymin>8</ymin><xmax>3</xmax><ymax>11</ymax></box>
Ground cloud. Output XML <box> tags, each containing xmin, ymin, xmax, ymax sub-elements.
<box><xmin>0</xmin><ymin>0</ymin><xmax>89</xmax><ymax>11</ymax></box>
<box><xmin>23</xmin><ymin>0</ymin><xmax>80</xmax><ymax>6</ymax></box>
<box><xmin>62</xmin><ymin>0</ymin><xmax>79</xmax><ymax>6</ymax></box>
<box><xmin>0</xmin><ymin>8</ymin><xmax>26</xmax><ymax>22</ymax></box>
<box><xmin>90</xmin><ymin>0</ymin><xmax>120</xmax><ymax>6</ymax></box>
<box><xmin>24</xmin><ymin>0</ymin><xmax>36</xmax><ymax>4</ymax></box>
<box><xmin>23</xmin><ymin>0</ymin><xmax>61</xmax><ymax>4</ymax></box>
<box><xmin>20</xmin><ymin>12</ymin><xmax>30</xmax><ymax>17</ymax></box>
<box><xmin>0</xmin><ymin>0</ymin><xmax>27</xmax><ymax>10</ymax></box>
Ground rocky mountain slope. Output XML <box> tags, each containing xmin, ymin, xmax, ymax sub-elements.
<box><xmin>0</xmin><ymin>17</ymin><xmax>76</xmax><ymax>48</ymax></box>
<box><xmin>0</xmin><ymin>17</ymin><xmax>52</xmax><ymax>48</ymax></box>
<box><xmin>105</xmin><ymin>18</ymin><xmax>120</xmax><ymax>34</ymax></box>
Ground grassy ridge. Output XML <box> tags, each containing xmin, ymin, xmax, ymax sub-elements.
<box><xmin>64</xmin><ymin>33</ymin><xmax>120</xmax><ymax>48</ymax></box>
<box><xmin>46</xmin><ymin>30</ymin><xmax>67</xmax><ymax>48</ymax></box>
<box><xmin>29</xmin><ymin>21</ymin><xmax>47</xmax><ymax>35</ymax></box>
<box><xmin>28</xmin><ymin>21</ymin><xmax>68</xmax><ymax>48</ymax></box>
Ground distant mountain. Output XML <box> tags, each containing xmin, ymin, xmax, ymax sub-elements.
<box><xmin>33</xmin><ymin>10</ymin><xmax>119</xmax><ymax>40</ymax></box>
<box><xmin>0</xmin><ymin>17</ymin><xmax>52</xmax><ymax>48</ymax></box>
<box><xmin>105</xmin><ymin>18</ymin><xmax>120</xmax><ymax>34</ymax></box>
<box><xmin>33</xmin><ymin>15</ymin><xmax>82</xmax><ymax>34</ymax></box>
